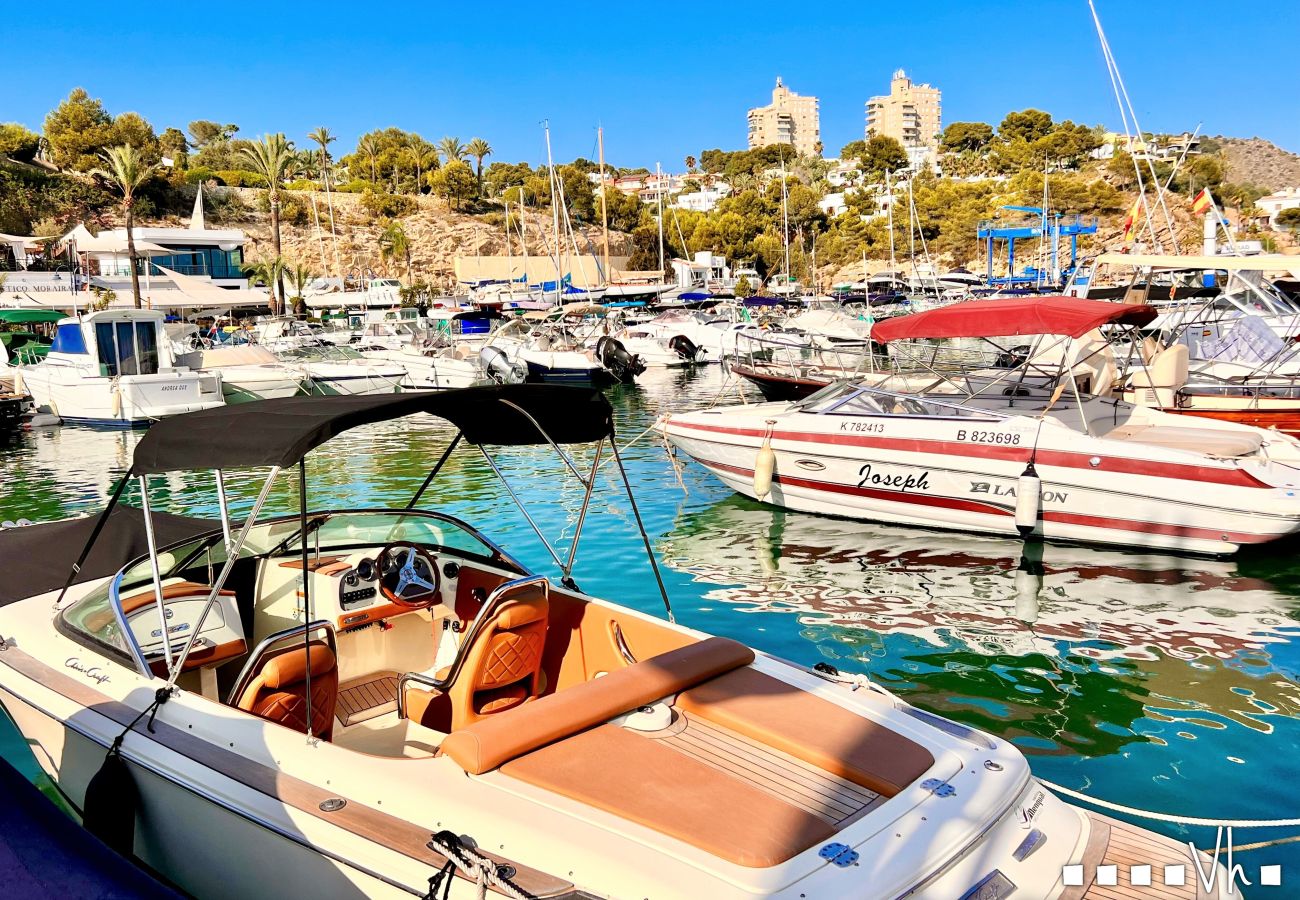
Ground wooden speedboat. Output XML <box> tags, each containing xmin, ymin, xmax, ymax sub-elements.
<box><xmin>0</xmin><ymin>386</ymin><xmax>1231</xmax><ymax>897</ymax></box>
<box><xmin>665</xmin><ymin>298</ymin><xmax>1300</xmax><ymax>555</ymax></box>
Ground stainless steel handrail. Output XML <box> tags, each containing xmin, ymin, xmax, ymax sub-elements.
<box><xmin>224</xmin><ymin>620</ymin><xmax>337</xmax><ymax>706</ymax></box>
<box><xmin>397</xmin><ymin>575</ymin><xmax>549</xmax><ymax>718</ymax></box>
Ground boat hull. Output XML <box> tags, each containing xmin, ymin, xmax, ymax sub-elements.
<box><xmin>19</xmin><ymin>368</ymin><xmax>225</xmax><ymax>426</ymax></box>
<box><xmin>664</xmin><ymin>411</ymin><xmax>1300</xmax><ymax>554</ymax></box>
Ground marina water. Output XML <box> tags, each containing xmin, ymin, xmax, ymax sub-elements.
<box><xmin>3</xmin><ymin>365</ymin><xmax>1299</xmax><ymax>880</ymax></box>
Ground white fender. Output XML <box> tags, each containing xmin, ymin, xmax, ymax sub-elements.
<box><xmin>754</xmin><ymin>426</ymin><xmax>776</xmax><ymax>500</ymax></box>
<box><xmin>1015</xmin><ymin>462</ymin><xmax>1041</xmax><ymax>536</ymax></box>
<box><xmin>12</xmin><ymin>366</ymin><xmax>24</xmax><ymax>396</ymax></box>
<box><xmin>111</xmin><ymin>386</ymin><xmax>122</xmax><ymax>418</ymax></box>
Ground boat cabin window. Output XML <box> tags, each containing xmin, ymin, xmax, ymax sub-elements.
<box><xmin>95</xmin><ymin>320</ymin><xmax>161</xmax><ymax>377</ymax></box>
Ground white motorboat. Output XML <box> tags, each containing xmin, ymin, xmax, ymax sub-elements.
<box><xmin>17</xmin><ymin>310</ymin><xmax>224</xmax><ymax>426</ymax></box>
<box><xmin>482</xmin><ymin>316</ymin><xmax>628</xmax><ymax>385</ymax></box>
<box><xmin>0</xmin><ymin>385</ymin><xmax>1230</xmax><ymax>899</ymax></box>
<box><xmin>168</xmin><ymin>325</ymin><xmax>306</xmax><ymax>403</ymax></box>
<box><xmin>360</xmin><ymin>343</ymin><xmax>483</xmax><ymax>391</ymax></box>
<box><xmin>283</xmin><ymin>345</ymin><xmax>408</xmax><ymax>396</ymax></box>
<box><xmin>663</xmin><ymin>298</ymin><xmax>1300</xmax><ymax>554</ymax></box>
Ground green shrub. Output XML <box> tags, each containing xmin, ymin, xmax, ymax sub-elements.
<box><xmin>184</xmin><ymin>166</ymin><xmax>221</xmax><ymax>185</ymax></box>
<box><xmin>214</xmin><ymin>169</ymin><xmax>268</xmax><ymax>188</ymax></box>
<box><xmin>285</xmin><ymin>179</ymin><xmax>319</xmax><ymax>191</ymax></box>
<box><xmin>360</xmin><ymin>189</ymin><xmax>416</xmax><ymax>218</ymax></box>
<box><xmin>334</xmin><ymin>179</ymin><xmax>372</xmax><ymax>193</ymax></box>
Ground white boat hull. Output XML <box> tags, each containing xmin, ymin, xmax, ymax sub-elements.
<box><xmin>665</xmin><ymin>406</ymin><xmax>1300</xmax><ymax>554</ymax></box>
<box><xmin>19</xmin><ymin>367</ymin><xmax>224</xmax><ymax>425</ymax></box>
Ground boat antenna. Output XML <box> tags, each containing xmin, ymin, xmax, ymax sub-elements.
<box><xmin>598</xmin><ymin>126</ymin><xmax>611</xmax><ymax>285</ymax></box>
<box><xmin>298</xmin><ymin>459</ymin><xmax>315</xmax><ymax>741</ymax></box>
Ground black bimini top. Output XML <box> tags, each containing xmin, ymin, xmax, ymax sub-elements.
<box><xmin>0</xmin><ymin>506</ymin><xmax>219</xmax><ymax>606</ymax></box>
<box><xmin>129</xmin><ymin>385</ymin><xmax>615</xmax><ymax>476</ymax></box>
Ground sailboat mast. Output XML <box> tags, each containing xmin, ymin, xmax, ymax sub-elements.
<box><xmin>886</xmin><ymin>171</ymin><xmax>897</xmax><ymax>274</ymax></box>
<box><xmin>598</xmin><ymin>127</ymin><xmax>610</xmax><ymax>286</ymax></box>
<box><xmin>656</xmin><ymin>162</ymin><xmax>665</xmax><ymax>282</ymax></box>
<box><xmin>781</xmin><ymin>155</ymin><xmax>791</xmax><ymax>288</ymax></box>
<box><xmin>544</xmin><ymin>122</ymin><xmax>562</xmax><ymax>303</ymax></box>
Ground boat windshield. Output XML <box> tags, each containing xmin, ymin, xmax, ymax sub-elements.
<box><xmin>797</xmin><ymin>382</ymin><xmax>1000</xmax><ymax>419</ymax></box>
<box><xmin>280</xmin><ymin>511</ymin><xmax>499</xmax><ymax>561</ymax></box>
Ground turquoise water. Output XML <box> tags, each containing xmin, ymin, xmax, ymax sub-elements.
<box><xmin>3</xmin><ymin>366</ymin><xmax>1299</xmax><ymax>889</ymax></box>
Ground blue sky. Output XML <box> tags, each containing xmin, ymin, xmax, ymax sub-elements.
<box><xmin>7</xmin><ymin>0</ymin><xmax>1297</xmax><ymax>169</ymax></box>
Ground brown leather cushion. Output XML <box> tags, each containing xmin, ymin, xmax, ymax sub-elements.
<box><xmin>676</xmin><ymin>667</ymin><xmax>934</xmax><ymax>797</ymax></box>
<box><xmin>440</xmin><ymin>636</ymin><xmax>754</xmax><ymax>774</ymax></box>
<box><xmin>501</xmin><ymin>723</ymin><xmax>836</xmax><ymax>867</ymax></box>
<box><xmin>261</xmin><ymin>644</ymin><xmax>336</xmax><ymax>690</ymax></box>
<box><xmin>238</xmin><ymin>642</ymin><xmax>339</xmax><ymax>741</ymax></box>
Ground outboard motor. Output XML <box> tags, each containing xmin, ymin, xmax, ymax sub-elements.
<box><xmin>596</xmin><ymin>336</ymin><xmax>646</xmax><ymax>383</ymax></box>
<box><xmin>668</xmin><ymin>334</ymin><xmax>701</xmax><ymax>363</ymax></box>
<box><xmin>479</xmin><ymin>345</ymin><xmax>527</xmax><ymax>384</ymax></box>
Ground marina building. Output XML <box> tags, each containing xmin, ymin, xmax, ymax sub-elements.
<box><xmin>747</xmin><ymin>77</ymin><xmax>821</xmax><ymax>157</ymax></box>
<box><xmin>866</xmin><ymin>69</ymin><xmax>942</xmax><ymax>149</ymax></box>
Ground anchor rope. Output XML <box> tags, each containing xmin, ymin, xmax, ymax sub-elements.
<box><xmin>424</xmin><ymin>831</ymin><xmax>537</xmax><ymax>900</ymax></box>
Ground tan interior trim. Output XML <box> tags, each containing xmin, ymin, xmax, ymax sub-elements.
<box><xmin>0</xmin><ymin>645</ymin><xmax>572</xmax><ymax>898</ymax></box>
<box><xmin>278</xmin><ymin>555</ymin><xmax>348</xmax><ymax>573</ymax></box>
<box><xmin>84</xmin><ymin>581</ymin><xmax>236</xmax><ymax>633</ymax></box>
<box><xmin>336</xmin><ymin>601</ymin><xmax>411</xmax><ymax>632</ymax></box>
<box><xmin>675</xmin><ymin>667</ymin><xmax>935</xmax><ymax>798</ymax></box>
<box><xmin>440</xmin><ymin>637</ymin><xmax>754</xmax><ymax>775</ymax></box>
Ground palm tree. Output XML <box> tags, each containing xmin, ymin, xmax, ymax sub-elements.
<box><xmin>437</xmin><ymin>137</ymin><xmax>467</xmax><ymax>166</ymax></box>
<box><xmin>242</xmin><ymin>257</ymin><xmax>287</xmax><ymax>315</ymax></box>
<box><xmin>286</xmin><ymin>261</ymin><xmax>317</xmax><ymax>318</ymax></box>
<box><xmin>91</xmin><ymin>145</ymin><xmax>157</xmax><ymax>308</ymax></box>
<box><xmin>357</xmin><ymin>133</ymin><xmax>381</xmax><ymax>182</ymax></box>
<box><xmin>378</xmin><ymin>220</ymin><xmax>412</xmax><ymax>283</ymax></box>
<box><xmin>240</xmin><ymin>134</ymin><xmax>296</xmax><ymax>309</ymax></box>
<box><xmin>308</xmin><ymin>127</ymin><xmax>340</xmax><ymax>275</ymax></box>
<box><xmin>409</xmin><ymin>138</ymin><xmax>438</xmax><ymax>194</ymax></box>
<box><xmin>466</xmin><ymin>138</ymin><xmax>492</xmax><ymax>191</ymax></box>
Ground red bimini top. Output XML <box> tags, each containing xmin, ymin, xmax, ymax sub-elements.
<box><xmin>869</xmin><ymin>297</ymin><xmax>1158</xmax><ymax>343</ymax></box>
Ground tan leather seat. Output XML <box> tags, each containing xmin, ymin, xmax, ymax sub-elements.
<box><xmin>236</xmin><ymin>642</ymin><xmax>339</xmax><ymax>741</ymax></box>
<box><xmin>446</xmin><ymin>589</ymin><xmax>549</xmax><ymax>732</ymax></box>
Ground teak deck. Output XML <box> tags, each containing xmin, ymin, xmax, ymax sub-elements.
<box><xmin>336</xmin><ymin>671</ymin><xmax>401</xmax><ymax>727</ymax></box>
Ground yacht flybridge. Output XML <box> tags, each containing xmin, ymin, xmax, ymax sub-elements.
<box><xmin>0</xmin><ymin>386</ymin><xmax>1229</xmax><ymax>899</ymax></box>
<box><xmin>664</xmin><ymin>298</ymin><xmax>1300</xmax><ymax>554</ymax></box>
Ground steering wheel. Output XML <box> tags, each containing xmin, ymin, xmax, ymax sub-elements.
<box><xmin>375</xmin><ymin>542</ymin><xmax>441</xmax><ymax>609</ymax></box>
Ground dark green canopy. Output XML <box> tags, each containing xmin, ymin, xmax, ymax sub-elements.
<box><xmin>0</xmin><ymin>309</ymin><xmax>66</xmax><ymax>324</ymax></box>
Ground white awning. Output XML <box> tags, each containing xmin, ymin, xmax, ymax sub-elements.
<box><xmin>152</xmin><ymin>265</ymin><xmax>269</xmax><ymax>309</ymax></box>
<box><xmin>1095</xmin><ymin>252</ymin><xmax>1300</xmax><ymax>277</ymax></box>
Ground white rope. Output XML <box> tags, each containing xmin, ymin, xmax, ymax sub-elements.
<box><xmin>427</xmin><ymin>833</ymin><xmax>536</xmax><ymax>900</ymax></box>
<box><xmin>1039</xmin><ymin>779</ymin><xmax>1300</xmax><ymax>829</ymax></box>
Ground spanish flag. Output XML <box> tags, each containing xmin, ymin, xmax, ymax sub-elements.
<box><xmin>1122</xmin><ymin>196</ymin><xmax>1142</xmax><ymax>243</ymax></box>
<box><xmin>1191</xmin><ymin>188</ymin><xmax>1213</xmax><ymax>215</ymax></box>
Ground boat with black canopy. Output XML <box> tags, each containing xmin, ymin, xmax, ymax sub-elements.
<box><xmin>0</xmin><ymin>385</ymin><xmax>1229</xmax><ymax>898</ymax></box>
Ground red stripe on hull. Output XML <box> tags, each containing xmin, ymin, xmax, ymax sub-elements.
<box><xmin>668</xmin><ymin>418</ymin><xmax>1270</xmax><ymax>488</ymax></box>
<box><xmin>692</xmin><ymin>455</ymin><xmax>1277</xmax><ymax>546</ymax></box>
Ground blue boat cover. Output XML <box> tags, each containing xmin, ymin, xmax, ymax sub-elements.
<box><xmin>0</xmin><ymin>753</ymin><xmax>182</xmax><ymax>898</ymax></box>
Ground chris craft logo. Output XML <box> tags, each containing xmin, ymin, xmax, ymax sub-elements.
<box><xmin>64</xmin><ymin>657</ymin><xmax>110</xmax><ymax>684</ymax></box>
<box><xmin>857</xmin><ymin>463</ymin><xmax>930</xmax><ymax>493</ymax></box>
<box><xmin>1062</xmin><ymin>827</ymin><xmax>1281</xmax><ymax>894</ymax></box>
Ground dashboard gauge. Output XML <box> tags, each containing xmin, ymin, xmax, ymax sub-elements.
<box><xmin>355</xmin><ymin>558</ymin><xmax>376</xmax><ymax>582</ymax></box>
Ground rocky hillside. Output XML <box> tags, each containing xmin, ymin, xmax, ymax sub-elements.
<box><xmin>1217</xmin><ymin>137</ymin><xmax>1300</xmax><ymax>192</ymax></box>
<box><xmin>138</xmin><ymin>187</ymin><xmax>635</xmax><ymax>291</ymax></box>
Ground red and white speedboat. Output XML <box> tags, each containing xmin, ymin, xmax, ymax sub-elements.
<box><xmin>664</xmin><ymin>298</ymin><xmax>1300</xmax><ymax>555</ymax></box>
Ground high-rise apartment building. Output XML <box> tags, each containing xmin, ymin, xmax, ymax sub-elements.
<box><xmin>865</xmin><ymin>69</ymin><xmax>942</xmax><ymax>148</ymax></box>
<box><xmin>747</xmin><ymin>77</ymin><xmax>821</xmax><ymax>157</ymax></box>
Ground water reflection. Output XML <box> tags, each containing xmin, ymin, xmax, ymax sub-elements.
<box><xmin>662</xmin><ymin>495</ymin><xmax>1300</xmax><ymax>753</ymax></box>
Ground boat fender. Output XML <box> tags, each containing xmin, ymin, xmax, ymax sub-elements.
<box><xmin>83</xmin><ymin>687</ymin><xmax>171</xmax><ymax>856</ymax></box>
<box><xmin>754</xmin><ymin>422</ymin><xmax>777</xmax><ymax>500</ymax></box>
<box><xmin>1015</xmin><ymin>462</ymin><xmax>1041</xmax><ymax>536</ymax></box>
<box><xmin>12</xmin><ymin>366</ymin><xmax>23</xmax><ymax>396</ymax></box>
<box><xmin>111</xmin><ymin>386</ymin><xmax>122</xmax><ymax>419</ymax></box>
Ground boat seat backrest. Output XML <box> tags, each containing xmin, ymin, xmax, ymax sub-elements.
<box><xmin>236</xmin><ymin>642</ymin><xmax>339</xmax><ymax>741</ymax></box>
<box><xmin>1069</xmin><ymin>330</ymin><xmax>1117</xmax><ymax>396</ymax></box>
<box><xmin>1129</xmin><ymin>343</ymin><xmax>1189</xmax><ymax>389</ymax></box>
<box><xmin>440</xmin><ymin>636</ymin><xmax>755</xmax><ymax>774</ymax></box>
<box><xmin>447</xmin><ymin>592</ymin><xmax>550</xmax><ymax>731</ymax></box>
